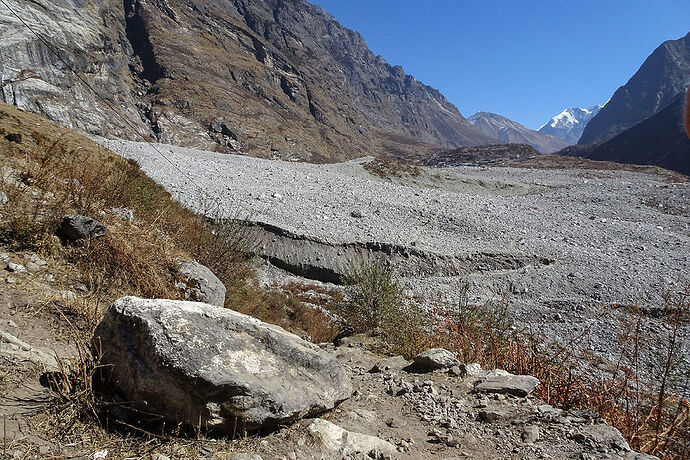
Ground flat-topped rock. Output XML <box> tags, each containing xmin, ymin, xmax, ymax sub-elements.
<box><xmin>474</xmin><ymin>370</ymin><xmax>539</xmax><ymax>397</ymax></box>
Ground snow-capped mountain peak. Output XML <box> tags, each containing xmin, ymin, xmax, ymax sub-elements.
<box><xmin>467</xmin><ymin>111</ymin><xmax>569</xmax><ymax>153</ymax></box>
<box><xmin>538</xmin><ymin>105</ymin><xmax>603</xmax><ymax>144</ymax></box>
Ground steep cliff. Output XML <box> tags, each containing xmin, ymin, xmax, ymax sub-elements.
<box><xmin>566</xmin><ymin>93</ymin><xmax>690</xmax><ymax>175</ymax></box>
<box><xmin>0</xmin><ymin>0</ymin><xmax>493</xmax><ymax>161</ymax></box>
<box><xmin>578</xmin><ymin>31</ymin><xmax>690</xmax><ymax>145</ymax></box>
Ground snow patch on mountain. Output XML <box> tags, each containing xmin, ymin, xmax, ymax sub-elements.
<box><xmin>538</xmin><ymin>105</ymin><xmax>603</xmax><ymax>144</ymax></box>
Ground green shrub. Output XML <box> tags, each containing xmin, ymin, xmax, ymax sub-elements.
<box><xmin>340</xmin><ymin>261</ymin><xmax>430</xmax><ymax>356</ymax></box>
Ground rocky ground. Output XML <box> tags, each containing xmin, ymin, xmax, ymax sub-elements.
<box><xmin>0</xmin><ymin>271</ymin><xmax>655</xmax><ymax>459</ymax></box>
<box><xmin>101</xmin><ymin>139</ymin><xmax>690</xmax><ymax>370</ymax></box>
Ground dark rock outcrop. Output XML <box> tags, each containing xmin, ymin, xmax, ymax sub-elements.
<box><xmin>57</xmin><ymin>214</ymin><xmax>106</xmax><ymax>244</ymax></box>
<box><xmin>563</xmin><ymin>93</ymin><xmax>690</xmax><ymax>176</ymax></box>
<box><xmin>94</xmin><ymin>297</ymin><xmax>352</xmax><ymax>433</ymax></box>
<box><xmin>579</xmin><ymin>31</ymin><xmax>690</xmax><ymax>145</ymax></box>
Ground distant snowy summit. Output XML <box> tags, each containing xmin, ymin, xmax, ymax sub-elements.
<box><xmin>538</xmin><ymin>105</ymin><xmax>603</xmax><ymax>144</ymax></box>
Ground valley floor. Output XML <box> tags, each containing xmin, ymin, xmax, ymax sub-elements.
<box><xmin>101</xmin><ymin>139</ymin><xmax>690</xmax><ymax>369</ymax></box>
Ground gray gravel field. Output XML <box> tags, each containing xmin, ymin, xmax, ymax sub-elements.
<box><xmin>102</xmin><ymin>139</ymin><xmax>690</xmax><ymax>362</ymax></box>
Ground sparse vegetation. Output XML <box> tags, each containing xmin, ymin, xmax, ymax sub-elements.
<box><xmin>338</xmin><ymin>261</ymin><xmax>430</xmax><ymax>357</ymax></box>
<box><xmin>363</xmin><ymin>156</ymin><xmax>421</xmax><ymax>179</ymax></box>
<box><xmin>0</xmin><ymin>103</ymin><xmax>332</xmax><ymax>456</ymax></box>
<box><xmin>2</xmin><ymin>103</ymin><xmax>688</xmax><ymax>458</ymax></box>
<box><xmin>430</xmin><ymin>283</ymin><xmax>690</xmax><ymax>460</ymax></box>
<box><xmin>338</xmin><ymin>262</ymin><xmax>689</xmax><ymax>459</ymax></box>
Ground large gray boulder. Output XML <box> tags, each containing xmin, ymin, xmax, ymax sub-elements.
<box><xmin>94</xmin><ymin>297</ymin><xmax>352</xmax><ymax>433</ymax></box>
<box><xmin>177</xmin><ymin>260</ymin><xmax>226</xmax><ymax>307</ymax></box>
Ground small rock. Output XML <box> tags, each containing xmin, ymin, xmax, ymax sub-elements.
<box><xmin>26</xmin><ymin>254</ymin><xmax>47</xmax><ymax>266</ymax></box>
<box><xmin>477</xmin><ymin>409</ymin><xmax>506</xmax><ymax>423</ymax></box>
<box><xmin>306</xmin><ymin>419</ymin><xmax>396</xmax><ymax>458</ymax></box>
<box><xmin>464</xmin><ymin>363</ymin><xmax>483</xmax><ymax>376</ymax></box>
<box><xmin>413</xmin><ymin>348</ymin><xmax>461</xmax><ymax>370</ymax></box>
<box><xmin>474</xmin><ymin>371</ymin><xmax>539</xmax><ymax>397</ymax></box>
<box><xmin>57</xmin><ymin>214</ymin><xmax>106</xmax><ymax>244</ymax></box>
<box><xmin>5</xmin><ymin>277</ymin><xmax>14</xmax><ymax>284</ymax></box>
<box><xmin>272</xmin><ymin>192</ymin><xmax>283</xmax><ymax>199</ymax></box>
<box><xmin>350</xmin><ymin>209</ymin><xmax>364</xmax><ymax>218</ymax></box>
<box><xmin>448</xmin><ymin>365</ymin><xmax>464</xmax><ymax>376</ymax></box>
<box><xmin>231</xmin><ymin>454</ymin><xmax>263</xmax><ymax>460</ymax></box>
<box><xmin>445</xmin><ymin>436</ymin><xmax>460</xmax><ymax>448</ymax></box>
<box><xmin>370</xmin><ymin>355</ymin><xmax>408</xmax><ymax>373</ymax></box>
<box><xmin>572</xmin><ymin>425</ymin><xmax>630</xmax><ymax>452</ymax></box>
<box><xmin>177</xmin><ymin>260</ymin><xmax>226</xmax><ymax>307</ymax></box>
<box><xmin>154</xmin><ymin>455</ymin><xmax>171</xmax><ymax>460</ymax></box>
<box><xmin>110</xmin><ymin>207</ymin><xmax>135</xmax><ymax>223</ymax></box>
<box><xmin>5</xmin><ymin>133</ymin><xmax>22</xmax><ymax>143</ymax></box>
<box><xmin>522</xmin><ymin>425</ymin><xmax>540</xmax><ymax>443</ymax></box>
<box><xmin>385</xmin><ymin>417</ymin><xmax>407</xmax><ymax>428</ymax></box>
<box><xmin>0</xmin><ymin>191</ymin><xmax>8</xmax><ymax>205</ymax></box>
<box><xmin>0</xmin><ymin>253</ymin><xmax>9</xmax><ymax>263</ymax></box>
<box><xmin>26</xmin><ymin>262</ymin><xmax>40</xmax><ymax>272</ymax></box>
<box><xmin>6</xmin><ymin>262</ymin><xmax>25</xmax><ymax>273</ymax></box>
<box><xmin>6</xmin><ymin>320</ymin><xmax>17</xmax><ymax>328</ymax></box>
<box><xmin>60</xmin><ymin>290</ymin><xmax>78</xmax><ymax>301</ymax></box>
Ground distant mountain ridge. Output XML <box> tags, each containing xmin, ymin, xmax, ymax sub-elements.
<box><xmin>538</xmin><ymin>105</ymin><xmax>603</xmax><ymax>144</ymax></box>
<box><xmin>563</xmin><ymin>93</ymin><xmax>690</xmax><ymax>175</ymax></box>
<box><xmin>0</xmin><ymin>0</ymin><xmax>493</xmax><ymax>162</ymax></box>
<box><xmin>468</xmin><ymin>112</ymin><xmax>569</xmax><ymax>153</ymax></box>
<box><xmin>578</xmin><ymin>31</ymin><xmax>690</xmax><ymax>145</ymax></box>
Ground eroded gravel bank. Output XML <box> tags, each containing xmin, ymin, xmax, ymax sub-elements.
<box><xmin>101</xmin><ymin>139</ymin><xmax>690</xmax><ymax>363</ymax></box>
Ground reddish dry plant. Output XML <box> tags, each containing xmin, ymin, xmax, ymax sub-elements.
<box><xmin>429</xmin><ymin>286</ymin><xmax>690</xmax><ymax>459</ymax></box>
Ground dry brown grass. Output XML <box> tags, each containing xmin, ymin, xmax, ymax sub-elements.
<box><xmin>0</xmin><ymin>102</ymin><xmax>254</xmax><ymax>306</ymax></box>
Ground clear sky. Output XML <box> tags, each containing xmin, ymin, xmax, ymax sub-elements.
<box><xmin>310</xmin><ymin>0</ymin><xmax>690</xmax><ymax>130</ymax></box>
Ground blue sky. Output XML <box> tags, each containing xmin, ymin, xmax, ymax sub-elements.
<box><xmin>310</xmin><ymin>0</ymin><xmax>690</xmax><ymax>130</ymax></box>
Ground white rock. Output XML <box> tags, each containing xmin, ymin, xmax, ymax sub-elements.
<box><xmin>306</xmin><ymin>419</ymin><xmax>396</xmax><ymax>458</ymax></box>
<box><xmin>6</xmin><ymin>263</ymin><xmax>25</xmax><ymax>273</ymax></box>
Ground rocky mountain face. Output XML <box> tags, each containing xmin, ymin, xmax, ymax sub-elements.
<box><xmin>0</xmin><ymin>0</ymin><xmax>493</xmax><ymax>161</ymax></box>
<box><xmin>578</xmin><ymin>31</ymin><xmax>690</xmax><ymax>145</ymax></box>
<box><xmin>564</xmin><ymin>93</ymin><xmax>690</xmax><ymax>175</ymax></box>
<box><xmin>467</xmin><ymin>112</ymin><xmax>569</xmax><ymax>153</ymax></box>
<box><xmin>538</xmin><ymin>105</ymin><xmax>602</xmax><ymax>144</ymax></box>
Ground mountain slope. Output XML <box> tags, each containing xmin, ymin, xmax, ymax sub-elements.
<box><xmin>565</xmin><ymin>93</ymin><xmax>690</xmax><ymax>175</ymax></box>
<box><xmin>538</xmin><ymin>106</ymin><xmax>602</xmax><ymax>144</ymax></box>
<box><xmin>468</xmin><ymin>112</ymin><xmax>569</xmax><ymax>153</ymax></box>
<box><xmin>0</xmin><ymin>0</ymin><xmax>493</xmax><ymax>161</ymax></box>
<box><xmin>578</xmin><ymin>31</ymin><xmax>690</xmax><ymax>145</ymax></box>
